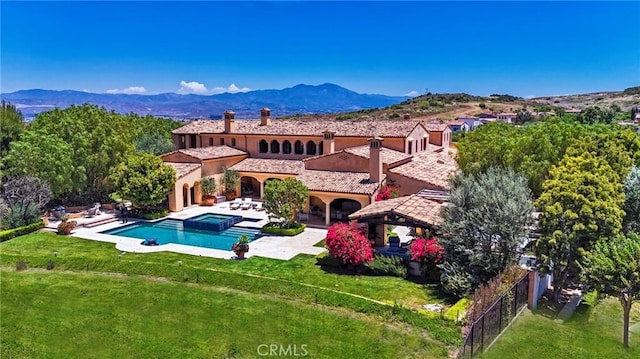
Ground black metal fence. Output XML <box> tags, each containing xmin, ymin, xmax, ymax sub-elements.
<box><xmin>457</xmin><ymin>272</ymin><xmax>529</xmax><ymax>358</ymax></box>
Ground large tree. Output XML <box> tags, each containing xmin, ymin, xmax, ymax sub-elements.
<box><xmin>109</xmin><ymin>154</ymin><xmax>176</xmax><ymax>209</ymax></box>
<box><xmin>135</xmin><ymin>131</ymin><xmax>176</xmax><ymax>155</ymax></box>
<box><xmin>0</xmin><ymin>100</ymin><xmax>24</xmax><ymax>158</ymax></box>
<box><xmin>535</xmin><ymin>152</ymin><xmax>625</xmax><ymax>302</ymax></box>
<box><xmin>623</xmin><ymin>165</ymin><xmax>640</xmax><ymax>233</ymax></box>
<box><xmin>263</xmin><ymin>178</ymin><xmax>309</xmax><ymax>227</ymax></box>
<box><xmin>582</xmin><ymin>232</ymin><xmax>640</xmax><ymax>348</ymax></box>
<box><xmin>439</xmin><ymin>167</ymin><xmax>534</xmax><ymax>296</ymax></box>
<box><xmin>0</xmin><ymin>176</ymin><xmax>51</xmax><ymax>229</ymax></box>
<box><xmin>2</xmin><ymin>130</ymin><xmax>75</xmax><ymax>197</ymax></box>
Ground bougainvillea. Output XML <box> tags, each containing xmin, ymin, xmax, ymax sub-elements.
<box><xmin>375</xmin><ymin>185</ymin><xmax>400</xmax><ymax>201</ymax></box>
<box><xmin>325</xmin><ymin>222</ymin><xmax>374</xmax><ymax>266</ymax></box>
<box><xmin>410</xmin><ymin>237</ymin><xmax>445</xmax><ymax>268</ymax></box>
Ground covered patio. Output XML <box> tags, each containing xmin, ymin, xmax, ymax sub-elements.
<box><xmin>348</xmin><ymin>194</ymin><xmax>444</xmax><ymax>247</ymax></box>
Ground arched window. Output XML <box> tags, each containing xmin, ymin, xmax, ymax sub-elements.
<box><xmin>318</xmin><ymin>141</ymin><xmax>323</xmax><ymax>155</ymax></box>
<box><xmin>294</xmin><ymin>140</ymin><xmax>304</xmax><ymax>154</ymax></box>
<box><xmin>283</xmin><ymin>140</ymin><xmax>292</xmax><ymax>154</ymax></box>
<box><xmin>270</xmin><ymin>140</ymin><xmax>280</xmax><ymax>153</ymax></box>
<box><xmin>306</xmin><ymin>141</ymin><xmax>317</xmax><ymax>155</ymax></box>
<box><xmin>259</xmin><ymin>140</ymin><xmax>268</xmax><ymax>153</ymax></box>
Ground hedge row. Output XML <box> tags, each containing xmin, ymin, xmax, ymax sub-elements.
<box><xmin>261</xmin><ymin>223</ymin><xmax>306</xmax><ymax>236</ymax></box>
<box><xmin>0</xmin><ymin>220</ymin><xmax>45</xmax><ymax>242</ymax></box>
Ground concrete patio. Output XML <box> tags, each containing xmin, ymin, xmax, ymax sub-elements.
<box><xmin>68</xmin><ymin>202</ymin><xmax>327</xmax><ymax>260</ymax></box>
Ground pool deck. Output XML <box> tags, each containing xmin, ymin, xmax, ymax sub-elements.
<box><xmin>68</xmin><ymin>203</ymin><xmax>327</xmax><ymax>260</ymax></box>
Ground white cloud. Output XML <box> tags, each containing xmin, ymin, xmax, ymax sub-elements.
<box><xmin>210</xmin><ymin>83</ymin><xmax>251</xmax><ymax>94</ymax></box>
<box><xmin>106</xmin><ymin>86</ymin><xmax>147</xmax><ymax>94</ymax></box>
<box><xmin>405</xmin><ymin>90</ymin><xmax>419</xmax><ymax>97</ymax></box>
<box><xmin>179</xmin><ymin>80</ymin><xmax>208</xmax><ymax>94</ymax></box>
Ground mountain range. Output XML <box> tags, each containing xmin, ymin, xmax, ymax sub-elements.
<box><xmin>0</xmin><ymin>83</ymin><xmax>408</xmax><ymax>121</ymax></box>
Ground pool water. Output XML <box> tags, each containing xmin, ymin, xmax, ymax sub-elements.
<box><xmin>103</xmin><ymin>219</ymin><xmax>262</xmax><ymax>251</ymax></box>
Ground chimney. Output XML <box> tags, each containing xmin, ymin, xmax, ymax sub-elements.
<box><xmin>369</xmin><ymin>136</ymin><xmax>383</xmax><ymax>183</ymax></box>
<box><xmin>260</xmin><ymin>108</ymin><xmax>271</xmax><ymax>126</ymax></box>
<box><xmin>323</xmin><ymin>131</ymin><xmax>335</xmax><ymax>154</ymax></box>
<box><xmin>224</xmin><ymin>111</ymin><xmax>235</xmax><ymax>133</ymax></box>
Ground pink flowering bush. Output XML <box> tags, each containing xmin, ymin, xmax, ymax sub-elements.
<box><xmin>375</xmin><ymin>185</ymin><xmax>400</xmax><ymax>201</ymax></box>
<box><xmin>410</xmin><ymin>237</ymin><xmax>444</xmax><ymax>270</ymax></box>
<box><xmin>325</xmin><ymin>222</ymin><xmax>374</xmax><ymax>267</ymax></box>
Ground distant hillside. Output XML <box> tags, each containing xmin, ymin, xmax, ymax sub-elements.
<box><xmin>531</xmin><ymin>86</ymin><xmax>640</xmax><ymax>111</ymax></box>
<box><xmin>0</xmin><ymin>83</ymin><xmax>407</xmax><ymax>120</ymax></box>
<box><xmin>286</xmin><ymin>88</ymin><xmax>640</xmax><ymax>122</ymax></box>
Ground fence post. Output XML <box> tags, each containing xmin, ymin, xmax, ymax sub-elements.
<box><xmin>480</xmin><ymin>315</ymin><xmax>485</xmax><ymax>353</ymax></box>
<box><xmin>513</xmin><ymin>282</ymin><xmax>518</xmax><ymax>318</ymax></box>
<box><xmin>499</xmin><ymin>296</ymin><xmax>503</xmax><ymax>331</ymax></box>
<box><xmin>470</xmin><ymin>322</ymin><xmax>474</xmax><ymax>358</ymax></box>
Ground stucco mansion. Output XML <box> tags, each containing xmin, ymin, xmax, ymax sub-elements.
<box><xmin>161</xmin><ymin>109</ymin><xmax>457</xmax><ymax>233</ymax></box>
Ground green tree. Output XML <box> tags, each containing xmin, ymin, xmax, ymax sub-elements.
<box><xmin>221</xmin><ymin>167</ymin><xmax>240</xmax><ymax>198</ymax></box>
<box><xmin>2</xmin><ymin>130</ymin><xmax>75</xmax><ymax>197</ymax></box>
<box><xmin>456</xmin><ymin>122</ymin><xmax>519</xmax><ymax>175</ymax></box>
<box><xmin>263</xmin><ymin>178</ymin><xmax>309</xmax><ymax>227</ymax></box>
<box><xmin>581</xmin><ymin>232</ymin><xmax>640</xmax><ymax>348</ymax></box>
<box><xmin>0</xmin><ymin>101</ymin><xmax>24</xmax><ymax>157</ymax></box>
<box><xmin>535</xmin><ymin>152</ymin><xmax>625</xmax><ymax>302</ymax></box>
<box><xmin>515</xmin><ymin>109</ymin><xmax>534</xmax><ymax>125</ymax></box>
<box><xmin>623</xmin><ymin>165</ymin><xmax>640</xmax><ymax>233</ymax></box>
<box><xmin>439</xmin><ymin>168</ymin><xmax>534</xmax><ymax>296</ymax></box>
<box><xmin>135</xmin><ymin>131</ymin><xmax>175</xmax><ymax>155</ymax></box>
<box><xmin>109</xmin><ymin>153</ymin><xmax>176</xmax><ymax>209</ymax></box>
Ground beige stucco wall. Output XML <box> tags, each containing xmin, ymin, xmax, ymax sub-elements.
<box><xmin>304</xmin><ymin>152</ymin><xmax>369</xmax><ymax>172</ymax></box>
<box><xmin>201</xmin><ymin>155</ymin><xmax>247</xmax><ymax>177</ymax></box>
<box><xmin>405</xmin><ymin>125</ymin><xmax>430</xmax><ymax>153</ymax></box>
<box><xmin>168</xmin><ymin>167</ymin><xmax>202</xmax><ymax>212</ymax></box>
<box><xmin>388</xmin><ymin>172</ymin><xmax>445</xmax><ymax>196</ymax></box>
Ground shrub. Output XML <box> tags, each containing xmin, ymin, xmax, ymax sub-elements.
<box><xmin>444</xmin><ymin>298</ymin><xmax>472</xmax><ymax>322</ymax></box>
<box><xmin>375</xmin><ymin>185</ymin><xmax>400</xmax><ymax>201</ymax></box>
<box><xmin>465</xmin><ymin>264</ymin><xmax>527</xmax><ymax>324</ymax></box>
<box><xmin>479</xmin><ymin>102</ymin><xmax>486</xmax><ymax>109</ymax></box>
<box><xmin>0</xmin><ymin>220</ymin><xmax>45</xmax><ymax>242</ymax></box>
<box><xmin>410</xmin><ymin>237</ymin><xmax>444</xmax><ymax>272</ymax></box>
<box><xmin>0</xmin><ymin>202</ymin><xmax>40</xmax><ymax>229</ymax></box>
<box><xmin>137</xmin><ymin>209</ymin><xmax>168</xmax><ymax>220</ymax></box>
<box><xmin>325</xmin><ymin>222</ymin><xmax>373</xmax><ymax>267</ymax></box>
<box><xmin>439</xmin><ymin>262</ymin><xmax>472</xmax><ymax>298</ymax></box>
<box><xmin>365</xmin><ymin>254</ymin><xmax>407</xmax><ymax>278</ymax></box>
<box><xmin>57</xmin><ymin>220</ymin><xmax>77</xmax><ymax>235</ymax></box>
<box><xmin>46</xmin><ymin>260</ymin><xmax>55</xmax><ymax>270</ymax></box>
<box><xmin>261</xmin><ymin>222</ymin><xmax>306</xmax><ymax>236</ymax></box>
<box><xmin>15</xmin><ymin>261</ymin><xmax>27</xmax><ymax>271</ymax></box>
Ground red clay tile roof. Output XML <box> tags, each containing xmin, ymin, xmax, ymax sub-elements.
<box><xmin>343</xmin><ymin>145</ymin><xmax>413</xmax><ymax>165</ymax></box>
<box><xmin>169</xmin><ymin>146</ymin><xmax>247</xmax><ymax>160</ymax></box>
<box><xmin>164</xmin><ymin>162</ymin><xmax>201</xmax><ymax>179</ymax></box>
<box><xmin>389</xmin><ymin>150</ymin><xmax>459</xmax><ymax>189</ymax></box>
<box><xmin>172</xmin><ymin>119</ymin><xmax>424</xmax><ymax>138</ymax></box>
<box><xmin>229</xmin><ymin>158</ymin><xmax>305</xmax><ymax>175</ymax></box>
<box><xmin>349</xmin><ymin>194</ymin><xmax>444</xmax><ymax>227</ymax></box>
<box><xmin>297</xmin><ymin>170</ymin><xmax>383</xmax><ymax>195</ymax></box>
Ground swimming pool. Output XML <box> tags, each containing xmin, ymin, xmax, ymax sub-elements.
<box><xmin>102</xmin><ymin>218</ymin><xmax>262</xmax><ymax>251</ymax></box>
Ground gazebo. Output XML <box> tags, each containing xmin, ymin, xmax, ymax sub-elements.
<box><xmin>348</xmin><ymin>191</ymin><xmax>446</xmax><ymax>247</ymax></box>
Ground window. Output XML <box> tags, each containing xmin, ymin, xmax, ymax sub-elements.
<box><xmin>189</xmin><ymin>134</ymin><xmax>196</xmax><ymax>148</ymax></box>
<box><xmin>209</xmin><ymin>138</ymin><xmax>214</xmax><ymax>146</ymax></box>
<box><xmin>220</xmin><ymin>138</ymin><xmax>225</xmax><ymax>146</ymax></box>
<box><xmin>259</xmin><ymin>140</ymin><xmax>268</xmax><ymax>153</ymax></box>
<box><xmin>294</xmin><ymin>140</ymin><xmax>304</xmax><ymax>154</ymax></box>
<box><xmin>231</xmin><ymin>138</ymin><xmax>236</xmax><ymax>146</ymax></box>
<box><xmin>408</xmin><ymin>140</ymin><xmax>413</xmax><ymax>154</ymax></box>
<box><xmin>270</xmin><ymin>140</ymin><xmax>280</xmax><ymax>153</ymax></box>
<box><xmin>306</xmin><ymin>141</ymin><xmax>316</xmax><ymax>155</ymax></box>
<box><xmin>318</xmin><ymin>141</ymin><xmax>323</xmax><ymax>155</ymax></box>
<box><xmin>179</xmin><ymin>135</ymin><xmax>186</xmax><ymax>149</ymax></box>
<box><xmin>283</xmin><ymin>140</ymin><xmax>292</xmax><ymax>154</ymax></box>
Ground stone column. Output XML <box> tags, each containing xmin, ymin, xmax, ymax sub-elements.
<box><xmin>325</xmin><ymin>202</ymin><xmax>331</xmax><ymax>226</ymax></box>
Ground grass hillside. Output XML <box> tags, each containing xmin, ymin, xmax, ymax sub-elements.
<box><xmin>279</xmin><ymin>87</ymin><xmax>640</xmax><ymax>122</ymax></box>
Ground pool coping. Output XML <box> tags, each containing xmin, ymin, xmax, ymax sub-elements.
<box><xmin>69</xmin><ymin>203</ymin><xmax>327</xmax><ymax>260</ymax></box>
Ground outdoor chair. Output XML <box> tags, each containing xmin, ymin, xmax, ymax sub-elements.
<box><xmin>254</xmin><ymin>202</ymin><xmax>265</xmax><ymax>211</ymax></box>
<box><xmin>229</xmin><ymin>199</ymin><xmax>242</xmax><ymax>210</ymax></box>
<box><xmin>86</xmin><ymin>207</ymin><xmax>98</xmax><ymax>218</ymax></box>
<box><xmin>241</xmin><ymin>198</ymin><xmax>253</xmax><ymax>210</ymax></box>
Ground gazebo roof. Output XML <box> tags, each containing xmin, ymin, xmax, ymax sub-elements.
<box><xmin>348</xmin><ymin>194</ymin><xmax>444</xmax><ymax>228</ymax></box>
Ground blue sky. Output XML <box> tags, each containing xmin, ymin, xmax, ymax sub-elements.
<box><xmin>1</xmin><ymin>1</ymin><xmax>639</xmax><ymax>97</ymax></box>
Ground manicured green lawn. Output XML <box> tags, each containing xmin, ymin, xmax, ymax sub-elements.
<box><xmin>0</xmin><ymin>232</ymin><xmax>462</xmax><ymax>353</ymax></box>
<box><xmin>0</xmin><ymin>232</ymin><xmax>445</xmax><ymax>307</ymax></box>
<box><xmin>1</xmin><ymin>270</ymin><xmax>450</xmax><ymax>358</ymax></box>
<box><xmin>482</xmin><ymin>297</ymin><xmax>640</xmax><ymax>359</ymax></box>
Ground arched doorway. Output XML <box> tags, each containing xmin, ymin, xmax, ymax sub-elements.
<box><xmin>330</xmin><ymin>198</ymin><xmax>362</xmax><ymax>221</ymax></box>
<box><xmin>240</xmin><ymin>176</ymin><xmax>260</xmax><ymax>197</ymax></box>
<box><xmin>306</xmin><ymin>141</ymin><xmax>317</xmax><ymax>155</ymax></box>
<box><xmin>270</xmin><ymin>140</ymin><xmax>280</xmax><ymax>153</ymax></box>
<box><xmin>283</xmin><ymin>140</ymin><xmax>292</xmax><ymax>154</ymax></box>
<box><xmin>259</xmin><ymin>140</ymin><xmax>268</xmax><ymax>153</ymax></box>
<box><xmin>294</xmin><ymin>140</ymin><xmax>304</xmax><ymax>155</ymax></box>
<box><xmin>182</xmin><ymin>183</ymin><xmax>190</xmax><ymax>208</ymax></box>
